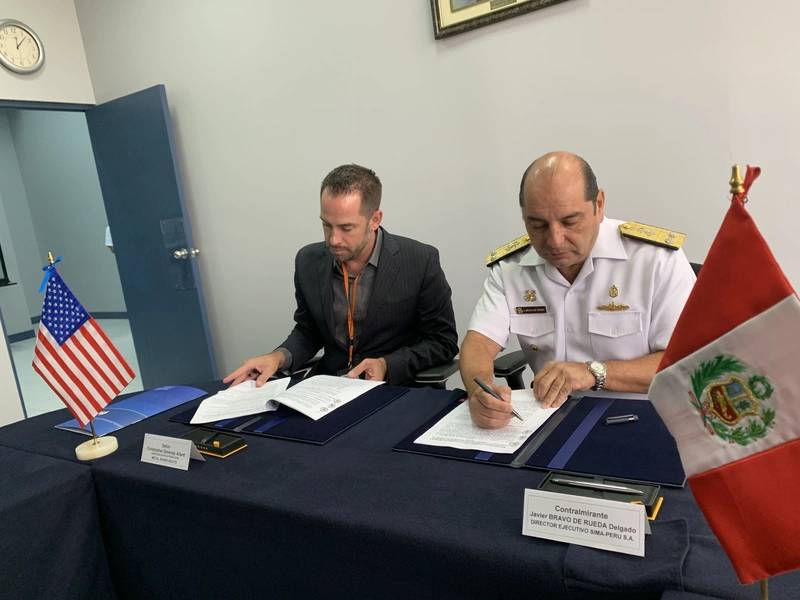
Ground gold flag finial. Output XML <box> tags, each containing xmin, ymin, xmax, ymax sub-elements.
<box><xmin>47</xmin><ymin>251</ymin><xmax>55</xmax><ymax>265</ymax></box>
<box><xmin>730</xmin><ymin>165</ymin><xmax>744</xmax><ymax>195</ymax></box>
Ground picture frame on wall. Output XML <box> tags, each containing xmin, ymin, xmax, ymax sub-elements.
<box><xmin>430</xmin><ymin>0</ymin><xmax>570</xmax><ymax>39</ymax></box>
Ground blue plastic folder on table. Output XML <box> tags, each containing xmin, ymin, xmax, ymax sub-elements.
<box><xmin>55</xmin><ymin>386</ymin><xmax>207</xmax><ymax>436</ymax></box>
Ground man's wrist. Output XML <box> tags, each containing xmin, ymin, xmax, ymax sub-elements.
<box><xmin>273</xmin><ymin>348</ymin><xmax>292</xmax><ymax>371</ymax></box>
<box><xmin>585</xmin><ymin>360</ymin><xmax>607</xmax><ymax>391</ymax></box>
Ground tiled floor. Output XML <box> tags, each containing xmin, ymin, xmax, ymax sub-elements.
<box><xmin>9</xmin><ymin>319</ymin><xmax>144</xmax><ymax>418</ymax></box>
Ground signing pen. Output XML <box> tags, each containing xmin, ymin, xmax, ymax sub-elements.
<box><xmin>473</xmin><ymin>377</ymin><xmax>523</xmax><ymax>421</ymax></box>
<box><xmin>551</xmin><ymin>478</ymin><xmax>644</xmax><ymax>495</ymax></box>
<box><xmin>604</xmin><ymin>414</ymin><xmax>639</xmax><ymax>425</ymax></box>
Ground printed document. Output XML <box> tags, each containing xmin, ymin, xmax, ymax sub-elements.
<box><xmin>190</xmin><ymin>378</ymin><xmax>289</xmax><ymax>424</ymax></box>
<box><xmin>414</xmin><ymin>389</ymin><xmax>557</xmax><ymax>454</ymax></box>
<box><xmin>275</xmin><ymin>375</ymin><xmax>384</xmax><ymax>420</ymax></box>
<box><xmin>191</xmin><ymin>375</ymin><xmax>383</xmax><ymax>424</ymax></box>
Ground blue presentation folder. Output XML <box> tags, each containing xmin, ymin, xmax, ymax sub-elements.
<box><xmin>55</xmin><ymin>386</ymin><xmax>207</xmax><ymax>436</ymax></box>
<box><xmin>169</xmin><ymin>383</ymin><xmax>408</xmax><ymax>445</ymax></box>
<box><xmin>394</xmin><ymin>395</ymin><xmax>686</xmax><ymax>488</ymax></box>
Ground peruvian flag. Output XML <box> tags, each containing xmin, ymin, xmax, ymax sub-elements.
<box><xmin>649</xmin><ymin>166</ymin><xmax>800</xmax><ymax>584</ymax></box>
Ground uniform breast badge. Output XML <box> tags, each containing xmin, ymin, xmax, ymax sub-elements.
<box><xmin>597</xmin><ymin>284</ymin><xmax>630</xmax><ymax>311</ymax></box>
<box><xmin>516</xmin><ymin>289</ymin><xmax>546</xmax><ymax>313</ymax></box>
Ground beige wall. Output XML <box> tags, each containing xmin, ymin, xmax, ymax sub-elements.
<box><xmin>73</xmin><ymin>0</ymin><xmax>800</xmax><ymax>380</ymax></box>
<box><xmin>0</xmin><ymin>0</ymin><xmax>94</xmax><ymax>104</ymax></box>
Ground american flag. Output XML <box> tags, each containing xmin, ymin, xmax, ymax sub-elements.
<box><xmin>32</xmin><ymin>269</ymin><xmax>135</xmax><ymax>426</ymax></box>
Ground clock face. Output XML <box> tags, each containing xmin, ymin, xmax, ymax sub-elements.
<box><xmin>0</xmin><ymin>20</ymin><xmax>44</xmax><ymax>74</ymax></box>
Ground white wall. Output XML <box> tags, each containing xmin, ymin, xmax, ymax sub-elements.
<box><xmin>7</xmin><ymin>109</ymin><xmax>126</xmax><ymax>313</ymax></box>
<box><xmin>73</xmin><ymin>0</ymin><xmax>800</xmax><ymax>378</ymax></box>
<box><xmin>0</xmin><ymin>111</ymin><xmax>45</xmax><ymax>321</ymax></box>
<box><xmin>0</xmin><ymin>0</ymin><xmax>94</xmax><ymax>104</ymax></box>
<box><xmin>0</xmin><ymin>312</ymin><xmax>25</xmax><ymax>426</ymax></box>
<box><xmin>0</xmin><ymin>111</ymin><xmax>36</xmax><ymax>336</ymax></box>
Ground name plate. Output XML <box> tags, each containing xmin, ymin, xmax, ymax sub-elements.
<box><xmin>141</xmin><ymin>433</ymin><xmax>205</xmax><ymax>470</ymax></box>
<box><xmin>522</xmin><ymin>489</ymin><xmax>646</xmax><ymax>556</ymax></box>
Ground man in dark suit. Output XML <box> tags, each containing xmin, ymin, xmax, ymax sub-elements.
<box><xmin>224</xmin><ymin>164</ymin><xmax>458</xmax><ymax>386</ymax></box>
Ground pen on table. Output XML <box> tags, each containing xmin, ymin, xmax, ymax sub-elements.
<box><xmin>473</xmin><ymin>377</ymin><xmax>523</xmax><ymax>421</ymax></box>
<box><xmin>199</xmin><ymin>430</ymin><xmax>217</xmax><ymax>445</ymax></box>
<box><xmin>604</xmin><ymin>413</ymin><xmax>639</xmax><ymax>425</ymax></box>
<box><xmin>551</xmin><ymin>477</ymin><xmax>644</xmax><ymax>495</ymax></box>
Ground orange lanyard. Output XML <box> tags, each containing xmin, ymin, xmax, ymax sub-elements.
<box><xmin>341</xmin><ymin>263</ymin><xmax>362</xmax><ymax>368</ymax></box>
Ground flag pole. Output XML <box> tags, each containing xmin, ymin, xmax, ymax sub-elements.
<box><xmin>730</xmin><ymin>164</ymin><xmax>745</xmax><ymax>196</ymax></box>
<box><xmin>44</xmin><ymin>250</ymin><xmax>120</xmax><ymax>460</ymax></box>
<box><xmin>729</xmin><ymin>171</ymin><xmax>769</xmax><ymax>598</ymax></box>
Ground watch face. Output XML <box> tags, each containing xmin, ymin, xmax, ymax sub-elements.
<box><xmin>0</xmin><ymin>20</ymin><xmax>44</xmax><ymax>73</ymax></box>
<box><xmin>589</xmin><ymin>361</ymin><xmax>606</xmax><ymax>376</ymax></box>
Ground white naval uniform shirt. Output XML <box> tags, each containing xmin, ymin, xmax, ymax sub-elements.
<box><xmin>467</xmin><ymin>218</ymin><xmax>696</xmax><ymax>373</ymax></box>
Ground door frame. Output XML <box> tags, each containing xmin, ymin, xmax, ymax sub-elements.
<box><xmin>0</xmin><ymin>94</ymin><xmax>217</xmax><ymax>403</ymax></box>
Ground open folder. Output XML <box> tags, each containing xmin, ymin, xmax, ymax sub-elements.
<box><xmin>393</xmin><ymin>393</ymin><xmax>686</xmax><ymax>487</ymax></box>
<box><xmin>170</xmin><ymin>376</ymin><xmax>407</xmax><ymax>445</ymax></box>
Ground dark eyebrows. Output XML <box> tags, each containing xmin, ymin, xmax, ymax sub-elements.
<box><xmin>320</xmin><ymin>217</ymin><xmax>357</xmax><ymax>228</ymax></box>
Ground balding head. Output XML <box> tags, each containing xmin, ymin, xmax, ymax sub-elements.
<box><xmin>518</xmin><ymin>151</ymin><xmax>599</xmax><ymax>208</ymax></box>
<box><xmin>517</xmin><ymin>151</ymin><xmax>605</xmax><ymax>283</ymax></box>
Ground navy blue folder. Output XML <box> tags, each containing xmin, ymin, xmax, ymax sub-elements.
<box><xmin>170</xmin><ymin>384</ymin><xmax>408</xmax><ymax>445</ymax></box>
<box><xmin>393</xmin><ymin>395</ymin><xmax>686</xmax><ymax>487</ymax></box>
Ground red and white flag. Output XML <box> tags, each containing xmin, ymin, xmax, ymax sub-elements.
<box><xmin>649</xmin><ymin>166</ymin><xmax>800</xmax><ymax>583</ymax></box>
<box><xmin>32</xmin><ymin>267</ymin><xmax>135</xmax><ymax>426</ymax></box>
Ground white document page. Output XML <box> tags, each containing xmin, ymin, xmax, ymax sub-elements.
<box><xmin>190</xmin><ymin>378</ymin><xmax>290</xmax><ymax>424</ymax></box>
<box><xmin>274</xmin><ymin>375</ymin><xmax>384</xmax><ymax>421</ymax></box>
<box><xmin>414</xmin><ymin>389</ymin><xmax>557</xmax><ymax>454</ymax></box>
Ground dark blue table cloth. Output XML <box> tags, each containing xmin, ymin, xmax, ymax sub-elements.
<box><xmin>1</xmin><ymin>384</ymin><xmax>798</xmax><ymax>599</ymax></box>
<box><xmin>0</xmin><ymin>445</ymin><xmax>113</xmax><ymax>600</ymax></box>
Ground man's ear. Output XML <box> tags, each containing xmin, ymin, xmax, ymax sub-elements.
<box><xmin>370</xmin><ymin>209</ymin><xmax>383</xmax><ymax>231</ymax></box>
<box><xmin>595</xmin><ymin>189</ymin><xmax>605</xmax><ymax>221</ymax></box>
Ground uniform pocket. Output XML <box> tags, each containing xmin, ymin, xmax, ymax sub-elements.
<box><xmin>588</xmin><ymin>311</ymin><xmax>646</xmax><ymax>360</ymax></box>
<box><xmin>509</xmin><ymin>314</ymin><xmax>555</xmax><ymax>364</ymax></box>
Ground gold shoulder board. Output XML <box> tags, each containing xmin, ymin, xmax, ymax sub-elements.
<box><xmin>485</xmin><ymin>234</ymin><xmax>530</xmax><ymax>267</ymax></box>
<box><xmin>619</xmin><ymin>221</ymin><xmax>686</xmax><ymax>250</ymax></box>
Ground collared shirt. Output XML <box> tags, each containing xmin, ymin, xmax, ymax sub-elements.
<box><xmin>331</xmin><ymin>228</ymin><xmax>383</xmax><ymax>349</ymax></box>
<box><xmin>467</xmin><ymin>218</ymin><xmax>696</xmax><ymax>372</ymax></box>
<box><xmin>277</xmin><ymin>229</ymin><xmax>383</xmax><ymax>370</ymax></box>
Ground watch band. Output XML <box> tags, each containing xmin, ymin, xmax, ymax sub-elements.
<box><xmin>586</xmin><ymin>361</ymin><xmax>606</xmax><ymax>391</ymax></box>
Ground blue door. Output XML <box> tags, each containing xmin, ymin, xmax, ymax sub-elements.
<box><xmin>85</xmin><ymin>85</ymin><xmax>216</xmax><ymax>387</ymax></box>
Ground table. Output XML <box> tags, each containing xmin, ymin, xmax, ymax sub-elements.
<box><xmin>0</xmin><ymin>446</ymin><xmax>113</xmax><ymax>600</ymax></box>
<box><xmin>1</xmin><ymin>384</ymin><xmax>798</xmax><ymax>599</ymax></box>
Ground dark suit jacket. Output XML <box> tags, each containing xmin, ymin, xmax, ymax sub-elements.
<box><xmin>279</xmin><ymin>228</ymin><xmax>458</xmax><ymax>385</ymax></box>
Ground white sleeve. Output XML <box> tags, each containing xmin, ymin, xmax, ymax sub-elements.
<box><xmin>105</xmin><ymin>226</ymin><xmax>113</xmax><ymax>247</ymax></box>
<box><xmin>467</xmin><ymin>264</ymin><xmax>511</xmax><ymax>349</ymax></box>
<box><xmin>648</xmin><ymin>248</ymin><xmax>696</xmax><ymax>352</ymax></box>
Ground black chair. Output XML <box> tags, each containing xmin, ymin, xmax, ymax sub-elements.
<box><xmin>690</xmin><ymin>262</ymin><xmax>702</xmax><ymax>276</ymax></box>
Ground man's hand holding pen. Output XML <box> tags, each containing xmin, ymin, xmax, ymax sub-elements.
<box><xmin>468</xmin><ymin>377</ymin><xmax>517</xmax><ymax>429</ymax></box>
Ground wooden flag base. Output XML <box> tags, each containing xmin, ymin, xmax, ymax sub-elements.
<box><xmin>75</xmin><ymin>435</ymin><xmax>118</xmax><ymax>461</ymax></box>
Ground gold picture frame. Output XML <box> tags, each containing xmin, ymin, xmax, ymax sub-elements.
<box><xmin>430</xmin><ymin>0</ymin><xmax>570</xmax><ymax>39</ymax></box>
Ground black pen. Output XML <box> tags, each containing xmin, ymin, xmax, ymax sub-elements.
<box><xmin>473</xmin><ymin>377</ymin><xmax>523</xmax><ymax>421</ymax></box>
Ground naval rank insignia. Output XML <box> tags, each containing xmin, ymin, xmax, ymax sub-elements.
<box><xmin>597</xmin><ymin>284</ymin><xmax>630</xmax><ymax>311</ymax></box>
<box><xmin>523</xmin><ymin>289</ymin><xmax>537</xmax><ymax>302</ymax></box>
<box><xmin>619</xmin><ymin>221</ymin><xmax>686</xmax><ymax>250</ymax></box>
<box><xmin>485</xmin><ymin>234</ymin><xmax>530</xmax><ymax>267</ymax></box>
<box><xmin>689</xmin><ymin>354</ymin><xmax>776</xmax><ymax>446</ymax></box>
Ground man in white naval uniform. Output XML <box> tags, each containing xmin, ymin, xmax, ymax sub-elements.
<box><xmin>460</xmin><ymin>151</ymin><xmax>695</xmax><ymax>428</ymax></box>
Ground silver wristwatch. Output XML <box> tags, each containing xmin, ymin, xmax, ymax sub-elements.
<box><xmin>586</xmin><ymin>360</ymin><xmax>607</xmax><ymax>391</ymax></box>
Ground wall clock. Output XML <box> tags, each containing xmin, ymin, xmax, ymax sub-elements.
<box><xmin>0</xmin><ymin>19</ymin><xmax>44</xmax><ymax>74</ymax></box>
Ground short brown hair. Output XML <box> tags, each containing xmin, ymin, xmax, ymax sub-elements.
<box><xmin>320</xmin><ymin>164</ymin><xmax>382</xmax><ymax>215</ymax></box>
